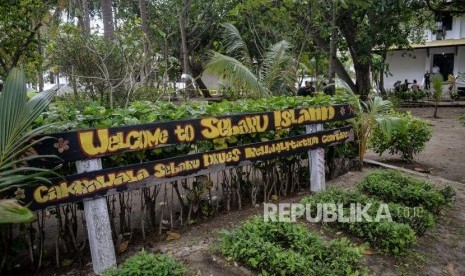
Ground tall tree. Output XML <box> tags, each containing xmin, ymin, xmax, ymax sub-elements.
<box><xmin>299</xmin><ymin>0</ymin><xmax>429</xmax><ymax>98</ymax></box>
<box><xmin>139</xmin><ymin>0</ymin><xmax>152</xmax><ymax>84</ymax></box>
<box><xmin>101</xmin><ymin>0</ymin><xmax>114</xmax><ymax>39</ymax></box>
<box><xmin>0</xmin><ymin>0</ymin><xmax>59</xmax><ymax>77</ymax></box>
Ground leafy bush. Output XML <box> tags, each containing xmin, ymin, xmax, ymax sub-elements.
<box><xmin>357</xmin><ymin>170</ymin><xmax>455</xmax><ymax>214</ymax></box>
<box><xmin>371</xmin><ymin>111</ymin><xmax>432</xmax><ymax>161</ymax></box>
<box><xmin>301</xmin><ymin>189</ymin><xmax>420</xmax><ymax>254</ymax></box>
<box><xmin>221</xmin><ymin>216</ymin><xmax>366</xmax><ymax>275</ymax></box>
<box><xmin>102</xmin><ymin>250</ymin><xmax>184</xmax><ymax>276</ymax></box>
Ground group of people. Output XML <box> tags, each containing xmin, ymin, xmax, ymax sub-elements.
<box><xmin>394</xmin><ymin>79</ymin><xmax>421</xmax><ymax>93</ymax></box>
<box><xmin>393</xmin><ymin>68</ymin><xmax>436</xmax><ymax>93</ymax></box>
<box><xmin>297</xmin><ymin>80</ymin><xmax>333</xmax><ymax>96</ymax></box>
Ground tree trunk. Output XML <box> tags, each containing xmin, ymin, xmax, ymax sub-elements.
<box><xmin>328</xmin><ymin>2</ymin><xmax>337</xmax><ymax>95</ymax></box>
<box><xmin>310</xmin><ymin>32</ymin><xmax>356</xmax><ymax>92</ymax></box>
<box><xmin>353</xmin><ymin>61</ymin><xmax>371</xmax><ymax>99</ymax></box>
<box><xmin>82</xmin><ymin>0</ymin><xmax>91</xmax><ymax>35</ymax></box>
<box><xmin>139</xmin><ymin>0</ymin><xmax>151</xmax><ymax>85</ymax></box>
<box><xmin>337</xmin><ymin>12</ymin><xmax>371</xmax><ymax>99</ymax></box>
<box><xmin>190</xmin><ymin>59</ymin><xmax>211</xmax><ymax>98</ymax></box>
<box><xmin>101</xmin><ymin>0</ymin><xmax>114</xmax><ymax>40</ymax></box>
<box><xmin>379</xmin><ymin>51</ymin><xmax>387</xmax><ymax>95</ymax></box>
<box><xmin>179</xmin><ymin>2</ymin><xmax>196</xmax><ymax>97</ymax></box>
<box><xmin>37</xmin><ymin>29</ymin><xmax>44</xmax><ymax>92</ymax></box>
<box><xmin>179</xmin><ymin>3</ymin><xmax>189</xmax><ymax>74</ymax></box>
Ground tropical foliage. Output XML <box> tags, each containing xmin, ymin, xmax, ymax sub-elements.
<box><xmin>337</xmin><ymin>79</ymin><xmax>399</xmax><ymax>167</ymax></box>
<box><xmin>431</xmin><ymin>73</ymin><xmax>444</xmax><ymax>118</ymax></box>
<box><xmin>0</xmin><ymin>68</ymin><xmax>55</xmax><ymax>224</ymax></box>
<box><xmin>205</xmin><ymin>23</ymin><xmax>298</xmax><ymax>98</ymax></box>
<box><xmin>371</xmin><ymin>111</ymin><xmax>432</xmax><ymax>161</ymax></box>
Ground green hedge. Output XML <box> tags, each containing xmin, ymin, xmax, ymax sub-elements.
<box><xmin>357</xmin><ymin>170</ymin><xmax>455</xmax><ymax>214</ymax></box>
<box><xmin>221</xmin><ymin>216</ymin><xmax>366</xmax><ymax>275</ymax></box>
<box><xmin>301</xmin><ymin>189</ymin><xmax>425</xmax><ymax>255</ymax></box>
<box><xmin>103</xmin><ymin>250</ymin><xmax>184</xmax><ymax>276</ymax></box>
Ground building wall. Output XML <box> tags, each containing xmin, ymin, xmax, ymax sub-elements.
<box><xmin>201</xmin><ymin>73</ymin><xmax>221</xmax><ymax>92</ymax></box>
<box><xmin>424</xmin><ymin>15</ymin><xmax>465</xmax><ymax>41</ymax></box>
<box><xmin>458</xmin><ymin>46</ymin><xmax>465</xmax><ymax>74</ymax></box>
<box><xmin>446</xmin><ymin>16</ymin><xmax>462</xmax><ymax>39</ymax></box>
<box><xmin>385</xmin><ymin>46</ymin><xmax>465</xmax><ymax>90</ymax></box>
<box><xmin>385</xmin><ymin>49</ymin><xmax>427</xmax><ymax>89</ymax></box>
<box><xmin>461</xmin><ymin>16</ymin><xmax>465</xmax><ymax>38</ymax></box>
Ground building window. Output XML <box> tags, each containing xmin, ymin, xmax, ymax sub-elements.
<box><xmin>436</xmin><ymin>13</ymin><xmax>453</xmax><ymax>31</ymax></box>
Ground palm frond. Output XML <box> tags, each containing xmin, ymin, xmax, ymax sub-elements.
<box><xmin>0</xmin><ymin>68</ymin><xmax>27</xmax><ymax>158</ymax></box>
<box><xmin>0</xmin><ymin>68</ymin><xmax>57</xmax><ymax>205</ymax></box>
<box><xmin>0</xmin><ymin>199</ymin><xmax>36</xmax><ymax>224</ymax></box>
<box><xmin>260</xmin><ymin>41</ymin><xmax>296</xmax><ymax>95</ymax></box>
<box><xmin>204</xmin><ymin>51</ymin><xmax>269</xmax><ymax>98</ymax></box>
<box><xmin>221</xmin><ymin>23</ymin><xmax>252</xmax><ymax>65</ymax></box>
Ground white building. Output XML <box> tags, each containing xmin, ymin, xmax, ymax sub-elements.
<box><xmin>386</xmin><ymin>13</ymin><xmax>465</xmax><ymax>91</ymax></box>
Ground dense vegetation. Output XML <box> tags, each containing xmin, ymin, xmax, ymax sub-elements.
<box><xmin>370</xmin><ymin>112</ymin><xmax>432</xmax><ymax>161</ymax></box>
<box><xmin>301</xmin><ymin>171</ymin><xmax>455</xmax><ymax>255</ymax></box>
<box><xmin>221</xmin><ymin>216</ymin><xmax>366</xmax><ymax>275</ymax></box>
<box><xmin>358</xmin><ymin>170</ymin><xmax>455</xmax><ymax>213</ymax></box>
<box><xmin>103</xmin><ymin>250</ymin><xmax>185</xmax><ymax>276</ymax></box>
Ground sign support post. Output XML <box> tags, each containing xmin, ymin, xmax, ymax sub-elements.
<box><xmin>306</xmin><ymin>124</ymin><xmax>326</xmax><ymax>192</ymax></box>
<box><xmin>76</xmin><ymin>159</ymin><xmax>116</xmax><ymax>275</ymax></box>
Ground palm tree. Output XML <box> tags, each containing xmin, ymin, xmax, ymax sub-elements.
<box><xmin>204</xmin><ymin>23</ymin><xmax>297</xmax><ymax>98</ymax></box>
<box><xmin>431</xmin><ymin>73</ymin><xmax>443</xmax><ymax>118</ymax></box>
<box><xmin>0</xmin><ymin>68</ymin><xmax>56</xmax><ymax>223</ymax></box>
<box><xmin>337</xmin><ymin>79</ymin><xmax>400</xmax><ymax>168</ymax></box>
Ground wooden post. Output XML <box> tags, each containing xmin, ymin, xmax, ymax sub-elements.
<box><xmin>76</xmin><ymin>159</ymin><xmax>116</xmax><ymax>275</ymax></box>
<box><xmin>306</xmin><ymin>124</ymin><xmax>326</xmax><ymax>192</ymax></box>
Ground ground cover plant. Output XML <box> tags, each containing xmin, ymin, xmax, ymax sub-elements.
<box><xmin>302</xmin><ymin>188</ymin><xmax>435</xmax><ymax>236</ymax></box>
<box><xmin>302</xmin><ymin>189</ymin><xmax>419</xmax><ymax>255</ymax></box>
<box><xmin>357</xmin><ymin>170</ymin><xmax>455</xmax><ymax>214</ymax></box>
<box><xmin>220</xmin><ymin>216</ymin><xmax>366</xmax><ymax>275</ymax></box>
<box><xmin>102</xmin><ymin>250</ymin><xmax>184</xmax><ymax>276</ymax></box>
<box><xmin>370</xmin><ymin>112</ymin><xmax>432</xmax><ymax>161</ymax></box>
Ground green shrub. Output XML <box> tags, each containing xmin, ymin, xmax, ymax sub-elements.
<box><xmin>221</xmin><ymin>216</ymin><xmax>366</xmax><ymax>275</ymax></box>
<box><xmin>459</xmin><ymin>114</ymin><xmax>465</xmax><ymax>126</ymax></box>
<box><xmin>103</xmin><ymin>250</ymin><xmax>185</xmax><ymax>276</ymax></box>
<box><xmin>357</xmin><ymin>170</ymin><xmax>455</xmax><ymax>214</ymax></box>
<box><xmin>301</xmin><ymin>189</ymin><xmax>421</xmax><ymax>254</ymax></box>
<box><xmin>371</xmin><ymin>111</ymin><xmax>432</xmax><ymax>161</ymax></box>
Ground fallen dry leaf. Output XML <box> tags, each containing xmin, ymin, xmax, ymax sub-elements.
<box><xmin>363</xmin><ymin>248</ymin><xmax>374</xmax><ymax>255</ymax></box>
<box><xmin>166</xmin><ymin>231</ymin><xmax>181</xmax><ymax>241</ymax></box>
<box><xmin>117</xmin><ymin>240</ymin><xmax>129</xmax><ymax>253</ymax></box>
<box><xmin>445</xmin><ymin>262</ymin><xmax>459</xmax><ymax>276</ymax></box>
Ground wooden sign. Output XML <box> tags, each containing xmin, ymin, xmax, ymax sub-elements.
<box><xmin>25</xmin><ymin>126</ymin><xmax>353</xmax><ymax>210</ymax></box>
<box><xmin>33</xmin><ymin>104</ymin><xmax>354</xmax><ymax>162</ymax></box>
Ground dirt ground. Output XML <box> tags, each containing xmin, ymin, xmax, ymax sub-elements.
<box><xmin>38</xmin><ymin>107</ymin><xmax>465</xmax><ymax>276</ymax></box>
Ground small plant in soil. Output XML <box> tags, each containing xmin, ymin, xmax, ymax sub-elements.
<box><xmin>102</xmin><ymin>250</ymin><xmax>185</xmax><ymax>276</ymax></box>
<box><xmin>221</xmin><ymin>216</ymin><xmax>366</xmax><ymax>275</ymax></box>
<box><xmin>357</xmin><ymin>170</ymin><xmax>455</xmax><ymax>214</ymax></box>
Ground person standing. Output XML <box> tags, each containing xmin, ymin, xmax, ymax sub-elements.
<box><xmin>424</xmin><ymin>70</ymin><xmax>431</xmax><ymax>90</ymax></box>
<box><xmin>308</xmin><ymin>81</ymin><xmax>316</xmax><ymax>95</ymax></box>
<box><xmin>297</xmin><ymin>81</ymin><xmax>311</xmax><ymax>96</ymax></box>
<box><xmin>411</xmin><ymin>79</ymin><xmax>420</xmax><ymax>92</ymax></box>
